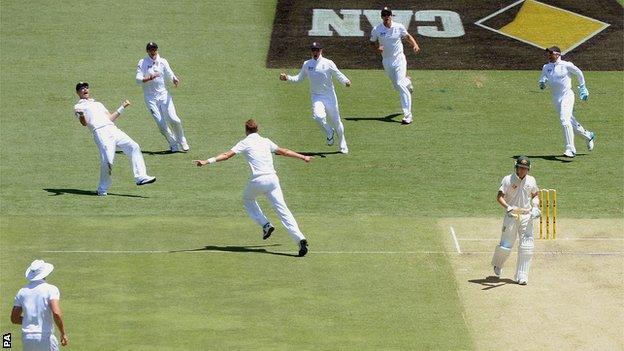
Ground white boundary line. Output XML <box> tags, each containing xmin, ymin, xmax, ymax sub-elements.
<box><xmin>40</xmin><ymin>250</ymin><xmax>623</xmax><ymax>256</ymax></box>
<box><xmin>473</xmin><ymin>0</ymin><xmax>611</xmax><ymax>55</ymax></box>
<box><xmin>450</xmin><ymin>226</ymin><xmax>462</xmax><ymax>254</ymax></box>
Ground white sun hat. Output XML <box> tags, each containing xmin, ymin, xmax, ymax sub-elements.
<box><xmin>25</xmin><ymin>260</ymin><xmax>54</xmax><ymax>282</ymax></box>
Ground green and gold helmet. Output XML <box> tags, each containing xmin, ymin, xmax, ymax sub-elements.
<box><xmin>515</xmin><ymin>156</ymin><xmax>531</xmax><ymax>170</ymax></box>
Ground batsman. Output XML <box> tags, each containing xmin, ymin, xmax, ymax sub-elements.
<box><xmin>491</xmin><ymin>156</ymin><xmax>540</xmax><ymax>285</ymax></box>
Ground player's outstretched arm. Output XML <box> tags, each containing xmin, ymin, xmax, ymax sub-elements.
<box><xmin>275</xmin><ymin>147</ymin><xmax>312</xmax><ymax>162</ymax></box>
<box><xmin>194</xmin><ymin>150</ymin><xmax>236</xmax><ymax>167</ymax></box>
<box><xmin>109</xmin><ymin>100</ymin><xmax>131</xmax><ymax>122</ymax></box>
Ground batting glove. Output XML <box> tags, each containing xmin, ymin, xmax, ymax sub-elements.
<box><xmin>579</xmin><ymin>84</ymin><xmax>589</xmax><ymax>101</ymax></box>
<box><xmin>539</xmin><ymin>81</ymin><xmax>546</xmax><ymax>90</ymax></box>
<box><xmin>530</xmin><ymin>207</ymin><xmax>541</xmax><ymax>219</ymax></box>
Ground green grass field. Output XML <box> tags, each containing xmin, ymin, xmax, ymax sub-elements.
<box><xmin>1</xmin><ymin>1</ymin><xmax>622</xmax><ymax>350</ymax></box>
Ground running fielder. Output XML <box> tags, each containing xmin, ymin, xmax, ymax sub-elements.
<box><xmin>539</xmin><ymin>46</ymin><xmax>595</xmax><ymax>158</ymax></box>
<box><xmin>280</xmin><ymin>42</ymin><xmax>351</xmax><ymax>154</ymax></box>
<box><xmin>194</xmin><ymin>119</ymin><xmax>311</xmax><ymax>257</ymax></box>
<box><xmin>136</xmin><ymin>42</ymin><xmax>190</xmax><ymax>152</ymax></box>
<box><xmin>491</xmin><ymin>156</ymin><xmax>540</xmax><ymax>285</ymax></box>
<box><xmin>370</xmin><ymin>7</ymin><xmax>420</xmax><ymax>125</ymax></box>
<box><xmin>74</xmin><ymin>82</ymin><xmax>156</xmax><ymax>196</ymax></box>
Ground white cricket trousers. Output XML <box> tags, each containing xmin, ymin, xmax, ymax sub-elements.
<box><xmin>93</xmin><ymin>125</ymin><xmax>149</xmax><ymax>193</ymax></box>
<box><xmin>311</xmin><ymin>93</ymin><xmax>348</xmax><ymax>150</ymax></box>
<box><xmin>383</xmin><ymin>55</ymin><xmax>412</xmax><ymax>118</ymax></box>
<box><xmin>498</xmin><ymin>214</ymin><xmax>535</xmax><ymax>282</ymax></box>
<box><xmin>243</xmin><ymin>174</ymin><xmax>306</xmax><ymax>243</ymax></box>
<box><xmin>553</xmin><ymin>90</ymin><xmax>592</xmax><ymax>154</ymax></box>
<box><xmin>22</xmin><ymin>333</ymin><xmax>59</xmax><ymax>351</ymax></box>
<box><xmin>144</xmin><ymin>93</ymin><xmax>187</xmax><ymax>148</ymax></box>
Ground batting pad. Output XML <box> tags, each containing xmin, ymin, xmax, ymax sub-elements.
<box><xmin>515</xmin><ymin>238</ymin><xmax>535</xmax><ymax>282</ymax></box>
<box><xmin>491</xmin><ymin>244</ymin><xmax>512</xmax><ymax>268</ymax></box>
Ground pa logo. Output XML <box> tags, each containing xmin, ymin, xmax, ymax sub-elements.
<box><xmin>2</xmin><ymin>333</ymin><xmax>11</xmax><ymax>348</ymax></box>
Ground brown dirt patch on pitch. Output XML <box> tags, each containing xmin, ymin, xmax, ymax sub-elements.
<box><xmin>439</xmin><ymin>217</ymin><xmax>624</xmax><ymax>351</ymax></box>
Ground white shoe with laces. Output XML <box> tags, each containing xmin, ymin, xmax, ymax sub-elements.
<box><xmin>586</xmin><ymin>132</ymin><xmax>595</xmax><ymax>151</ymax></box>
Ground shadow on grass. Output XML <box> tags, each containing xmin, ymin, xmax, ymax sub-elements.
<box><xmin>297</xmin><ymin>151</ymin><xmax>343</xmax><ymax>158</ymax></box>
<box><xmin>344</xmin><ymin>113</ymin><xmax>402</xmax><ymax>123</ymax></box>
<box><xmin>511</xmin><ymin>154</ymin><xmax>586</xmax><ymax>163</ymax></box>
<box><xmin>43</xmin><ymin>188</ymin><xmax>148</xmax><ymax>198</ymax></box>
<box><xmin>170</xmin><ymin>244</ymin><xmax>299</xmax><ymax>257</ymax></box>
<box><xmin>468</xmin><ymin>276</ymin><xmax>518</xmax><ymax>290</ymax></box>
<box><xmin>114</xmin><ymin>150</ymin><xmax>184</xmax><ymax>155</ymax></box>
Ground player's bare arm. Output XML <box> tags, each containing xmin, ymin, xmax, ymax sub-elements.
<box><xmin>50</xmin><ymin>299</ymin><xmax>68</xmax><ymax>346</ymax></box>
<box><xmin>404</xmin><ymin>33</ymin><xmax>420</xmax><ymax>53</ymax></box>
<box><xmin>497</xmin><ymin>191</ymin><xmax>514</xmax><ymax>212</ymax></box>
<box><xmin>194</xmin><ymin>150</ymin><xmax>236</xmax><ymax>166</ymax></box>
<box><xmin>10</xmin><ymin>306</ymin><xmax>22</xmax><ymax>324</ymax></box>
<box><xmin>275</xmin><ymin>147</ymin><xmax>312</xmax><ymax>162</ymax></box>
<box><xmin>108</xmin><ymin>100</ymin><xmax>131</xmax><ymax>122</ymax></box>
<box><xmin>370</xmin><ymin>41</ymin><xmax>383</xmax><ymax>54</ymax></box>
<box><xmin>75</xmin><ymin>110</ymin><xmax>87</xmax><ymax>126</ymax></box>
<box><xmin>141</xmin><ymin>73</ymin><xmax>160</xmax><ymax>83</ymax></box>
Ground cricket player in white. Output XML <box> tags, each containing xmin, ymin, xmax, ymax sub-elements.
<box><xmin>74</xmin><ymin>82</ymin><xmax>156</xmax><ymax>196</ymax></box>
<box><xmin>11</xmin><ymin>260</ymin><xmax>68</xmax><ymax>350</ymax></box>
<box><xmin>539</xmin><ymin>46</ymin><xmax>595</xmax><ymax>158</ymax></box>
<box><xmin>136</xmin><ymin>42</ymin><xmax>190</xmax><ymax>152</ymax></box>
<box><xmin>280</xmin><ymin>42</ymin><xmax>351</xmax><ymax>154</ymax></box>
<box><xmin>370</xmin><ymin>7</ymin><xmax>420</xmax><ymax>125</ymax></box>
<box><xmin>194</xmin><ymin>119</ymin><xmax>311</xmax><ymax>257</ymax></box>
<box><xmin>491</xmin><ymin>156</ymin><xmax>541</xmax><ymax>285</ymax></box>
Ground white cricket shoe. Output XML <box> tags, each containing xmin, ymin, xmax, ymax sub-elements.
<box><xmin>401</xmin><ymin>116</ymin><xmax>413</xmax><ymax>125</ymax></box>
<box><xmin>326</xmin><ymin>134</ymin><xmax>334</xmax><ymax>146</ymax></box>
<box><xmin>136</xmin><ymin>176</ymin><xmax>156</xmax><ymax>186</ymax></box>
<box><xmin>180</xmin><ymin>141</ymin><xmax>190</xmax><ymax>152</ymax></box>
<box><xmin>586</xmin><ymin>132</ymin><xmax>595</xmax><ymax>151</ymax></box>
<box><xmin>517</xmin><ymin>279</ymin><xmax>527</xmax><ymax>285</ymax></box>
<box><xmin>493</xmin><ymin>266</ymin><xmax>502</xmax><ymax>277</ymax></box>
<box><xmin>563</xmin><ymin>150</ymin><xmax>575</xmax><ymax>158</ymax></box>
<box><xmin>340</xmin><ymin>147</ymin><xmax>349</xmax><ymax>154</ymax></box>
<box><xmin>97</xmin><ymin>191</ymin><xmax>107</xmax><ymax>197</ymax></box>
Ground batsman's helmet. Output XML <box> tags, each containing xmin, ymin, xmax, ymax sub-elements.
<box><xmin>515</xmin><ymin>156</ymin><xmax>531</xmax><ymax>169</ymax></box>
<box><xmin>146</xmin><ymin>42</ymin><xmax>158</xmax><ymax>51</ymax></box>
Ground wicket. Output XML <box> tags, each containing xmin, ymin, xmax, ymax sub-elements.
<box><xmin>538</xmin><ymin>189</ymin><xmax>557</xmax><ymax>239</ymax></box>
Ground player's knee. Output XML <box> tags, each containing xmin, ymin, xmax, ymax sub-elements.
<box><xmin>519</xmin><ymin>236</ymin><xmax>534</xmax><ymax>250</ymax></box>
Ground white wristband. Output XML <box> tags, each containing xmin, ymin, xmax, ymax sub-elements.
<box><xmin>207</xmin><ymin>157</ymin><xmax>217</xmax><ymax>164</ymax></box>
<box><xmin>116</xmin><ymin>106</ymin><xmax>125</xmax><ymax>115</ymax></box>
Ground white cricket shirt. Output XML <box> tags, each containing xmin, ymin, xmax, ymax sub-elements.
<box><xmin>539</xmin><ymin>58</ymin><xmax>586</xmax><ymax>98</ymax></box>
<box><xmin>136</xmin><ymin>55</ymin><xmax>178</xmax><ymax>98</ymax></box>
<box><xmin>370</xmin><ymin>22</ymin><xmax>408</xmax><ymax>64</ymax></box>
<box><xmin>13</xmin><ymin>281</ymin><xmax>60</xmax><ymax>334</ymax></box>
<box><xmin>499</xmin><ymin>173</ymin><xmax>539</xmax><ymax>209</ymax></box>
<box><xmin>287</xmin><ymin>56</ymin><xmax>350</xmax><ymax>95</ymax></box>
<box><xmin>74</xmin><ymin>98</ymin><xmax>114</xmax><ymax>132</ymax></box>
<box><xmin>231</xmin><ymin>133</ymin><xmax>279</xmax><ymax>178</ymax></box>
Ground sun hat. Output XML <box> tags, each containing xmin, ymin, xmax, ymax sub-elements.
<box><xmin>25</xmin><ymin>260</ymin><xmax>54</xmax><ymax>281</ymax></box>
